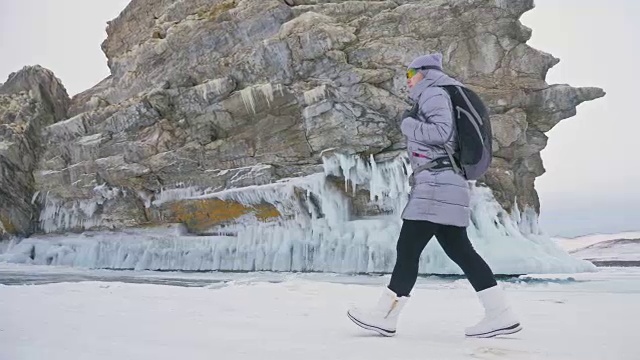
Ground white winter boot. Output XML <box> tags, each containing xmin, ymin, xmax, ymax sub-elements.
<box><xmin>465</xmin><ymin>285</ymin><xmax>522</xmax><ymax>338</ymax></box>
<box><xmin>347</xmin><ymin>287</ymin><xmax>408</xmax><ymax>337</ymax></box>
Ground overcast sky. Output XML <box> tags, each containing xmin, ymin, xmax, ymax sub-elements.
<box><xmin>0</xmin><ymin>0</ymin><xmax>638</xmax><ymax>237</ymax></box>
<box><xmin>520</xmin><ymin>0</ymin><xmax>639</xmax><ymax>237</ymax></box>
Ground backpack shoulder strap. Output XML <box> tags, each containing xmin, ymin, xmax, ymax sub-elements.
<box><xmin>436</xmin><ymin>85</ymin><xmax>464</xmax><ymax>176</ymax></box>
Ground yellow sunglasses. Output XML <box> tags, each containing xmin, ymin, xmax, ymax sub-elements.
<box><xmin>407</xmin><ymin>66</ymin><xmax>440</xmax><ymax>79</ymax></box>
<box><xmin>406</xmin><ymin>68</ymin><xmax>419</xmax><ymax>79</ymax></box>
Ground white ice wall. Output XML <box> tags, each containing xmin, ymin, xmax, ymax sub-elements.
<box><xmin>1</xmin><ymin>153</ymin><xmax>596</xmax><ymax>274</ymax></box>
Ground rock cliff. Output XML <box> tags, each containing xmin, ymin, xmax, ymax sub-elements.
<box><xmin>0</xmin><ymin>66</ymin><xmax>70</xmax><ymax>237</ymax></box>
<box><xmin>0</xmin><ymin>0</ymin><xmax>604</xmax><ymax>275</ymax></box>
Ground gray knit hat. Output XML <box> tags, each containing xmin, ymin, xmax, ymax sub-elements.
<box><xmin>408</xmin><ymin>53</ymin><xmax>443</xmax><ymax>75</ymax></box>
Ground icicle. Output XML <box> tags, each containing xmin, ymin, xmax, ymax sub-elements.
<box><xmin>304</xmin><ymin>85</ymin><xmax>327</xmax><ymax>105</ymax></box>
<box><xmin>240</xmin><ymin>87</ymin><xmax>257</xmax><ymax>114</ymax></box>
<box><xmin>259</xmin><ymin>84</ymin><xmax>274</xmax><ymax>107</ymax></box>
<box><xmin>240</xmin><ymin>84</ymin><xmax>276</xmax><ymax>114</ymax></box>
<box><xmin>196</xmin><ymin>78</ymin><xmax>228</xmax><ymax>100</ymax></box>
<box><xmin>152</xmin><ymin>186</ymin><xmax>210</xmax><ymax>207</ymax></box>
<box><xmin>337</xmin><ymin>153</ymin><xmax>356</xmax><ymax>193</ymax></box>
<box><xmin>36</xmin><ymin>185</ymin><xmax>129</xmax><ymax>233</ymax></box>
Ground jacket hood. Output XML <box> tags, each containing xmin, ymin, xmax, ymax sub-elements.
<box><xmin>409</xmin><ymin>69</ymin><xmax>463</xmax><ymax>101</ymax></box>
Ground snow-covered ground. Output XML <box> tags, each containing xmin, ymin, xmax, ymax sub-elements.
<box><xmin>1</xmin><ymin>264</ymin><xmax>639</xmax><ymax>360</ymax></box>
<box><xmin>570</xmin><ymin>239</ymin><xmax>640</xmax><ymax>262</ymax></box>
<box><xmin>554</xmin><ymin>232</ymin><xmax>640</xmax><ymax>265</ymax></box>
<box><xmin>554</xmin><ymin>231</ymin><xmax>640</xmax><ymax>252</ymax></box>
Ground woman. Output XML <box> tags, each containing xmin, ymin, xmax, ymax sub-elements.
<box><xmin>347</xmin><ymin>53</ymin><xmax>522</xmax><ymax>338</ymax></box>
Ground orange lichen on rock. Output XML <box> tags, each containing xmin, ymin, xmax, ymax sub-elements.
<box><xmin>156</xmin><ymin>198</ymin><xmax>281</xmax><ymax>233</ymax></box>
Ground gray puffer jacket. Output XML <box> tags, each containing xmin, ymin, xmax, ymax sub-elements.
<box><xmin>400</xmin><ymin>69</ymin><xmax>471</xmax><ymax>227</ymax></box>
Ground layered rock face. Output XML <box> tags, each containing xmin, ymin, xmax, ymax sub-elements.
<box><xmin>0</xmin><ymin>67</ymin><xmax>70</xmax><ymax>237</ymax></box>
<box><xmin>1</xmin><ymin>0</ymin><xmax>604</xmax><ymax>242</ymax></box>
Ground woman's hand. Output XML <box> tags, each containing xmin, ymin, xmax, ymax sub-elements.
<box><xmin>401</xmin><ymin>103</ymin><xmax>419</xmax><ymax>121</ymax></box>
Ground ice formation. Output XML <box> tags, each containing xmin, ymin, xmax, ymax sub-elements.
<box><xmin>304</xmin><ymin>85</ymin><xmax>327</xmax><ymax>105</ymax></box>
<box><xmin>196</xmin><ymin>78</ymin><xmax>228</xmax><ymax>100</ymax></box>
<box><xmin>1</xmin><ymin>153</ymin><xmax>596</xmax><ymax>274</ymax></box>
<box><xmin>239</xmin><ymin>83</ymin><xmax>281</xmax><ymax>114</ymax></box>
<box><xmin>36</xmin><ymin>185</ymin><xmax>126</xmax><ymax>233</ymax></box>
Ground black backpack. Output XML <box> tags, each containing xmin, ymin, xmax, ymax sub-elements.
<box><xmin>439</xmin><ymin>85</ymin><xmax>492</xmax><ymax>180</ymax></box>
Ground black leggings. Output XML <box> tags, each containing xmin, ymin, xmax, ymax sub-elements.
<box><xmin>388</xmin><ymin>219</ymin><xmax>497</xmax><ymax>296</ymax></box>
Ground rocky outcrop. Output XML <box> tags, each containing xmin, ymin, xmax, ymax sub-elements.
<box><xmin>0</xmin><ymin>66</ymin><xmax>70</xmax><ymax>238</ymax></box>
<box><xmin>3</xmin><ymin>0</ymin><xmax>604</xmax><ymax>238</ymax></box>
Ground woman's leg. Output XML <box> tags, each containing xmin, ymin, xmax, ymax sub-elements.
<box><xmin>434</xmin><ymin>225</ymin><xmax>497</xmax><ymax>291</ymax></box>
<box><xmin>388</xmin><ymin>219</ymin><xmax>439</xmax><ymax>296</ymax></box>
<box><xmin>435</xmin><ymin>225</ymin><xmax>521</xmax><ymax>337</ymax></box>
<box><xmin>347</xmin><ymin>219</ymin><xmax>438</xmax><ymax>336</ymax></box>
